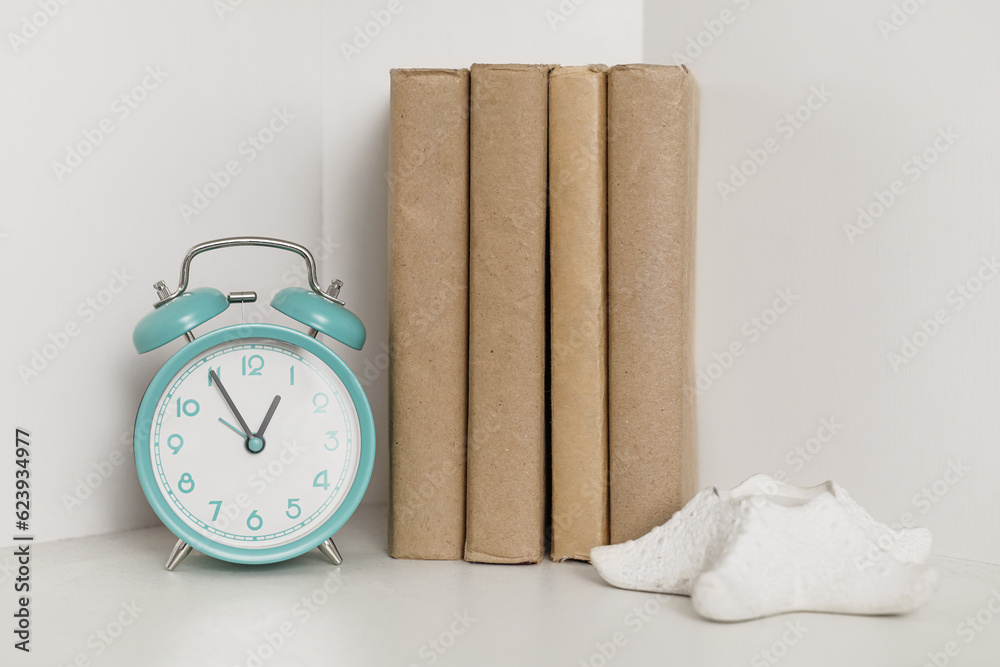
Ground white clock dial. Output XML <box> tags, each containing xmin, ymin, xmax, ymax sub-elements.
<box><xmin>149</xmin><ymin>338</ymin><xmax>361</xmax><ymax>548</ymax></box>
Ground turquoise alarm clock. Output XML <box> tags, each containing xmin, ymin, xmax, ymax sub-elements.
<box><xmin>132</xmin><ymin>237</ymin><xmax>375</xmax><ymax>570</ymax></box>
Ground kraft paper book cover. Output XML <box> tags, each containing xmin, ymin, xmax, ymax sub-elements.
<box><xmin>607</xmin><ymin>64</ymin><xmax>699</xmax><ymax>544</ymax></box>
<box><xmin>465</xmin><ymin>63</ymin><xmax>550</xmax><ymax>564</ymax></box>
<box><xmin>548</xmin><ymin>64</ymin><xmax>610</xmax><ymax>562</ymax></box>
<box><xmin>388</xmin><ymin>68</ymin><xmax>470</xmax><ymax>560</ymax></box>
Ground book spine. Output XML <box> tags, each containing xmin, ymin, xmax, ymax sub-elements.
<box><xmin>465</xmin><ymin>64</ymin><xmax>550</xmax><ymax>564</ymax></box>
<box><xmin>607</xmin><ymin>64</ymin><xmax>699</xmax><ymax>544</ymax></box>
<box><xmin>388</xmin><ymin>68</ymin><xmax>470</xmax><ymax>560</ymax></box>
<box><xmin>548</xmin><ymin>65</ymin><xmax>610</xmax><ymax>561</ymax></box>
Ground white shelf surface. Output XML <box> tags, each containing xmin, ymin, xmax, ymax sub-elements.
<box><xmin>4</xmin><ymin>503</ymin><xmax>1000</xmax><ymax>666</ymax></box>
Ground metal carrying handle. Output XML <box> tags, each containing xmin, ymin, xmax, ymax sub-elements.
<box><xmin>154</xmin><ymin>237</ymin><xmax>342</xmax><ymax>307</ymax></box>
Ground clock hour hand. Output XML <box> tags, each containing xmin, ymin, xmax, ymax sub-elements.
<box><xmin>255</xmin><ymin>395</ymin><xmax>281</xmax><ymax>438</ymax></box>
<box><xmin>209</xmin><ymin>370</ymin><xmax>253</xmax><ymax>439</ymax></box>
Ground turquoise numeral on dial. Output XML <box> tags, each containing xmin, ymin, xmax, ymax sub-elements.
<box><xmin>286</xmin><ymin>498</ymin><xmax>301</xmax><ymax>519</ymax></box>
<box><xmin>207</xmin><ymin>367</ymin><xmax>221</xmax><ymax>386</ymax></box>
<box><xmin>312</xmin><ymin>393</ymin><xmax>329</xmax><ymax>414</ymax></box>
<box><xmin>289</xmin><ymin>366</ymin><xmax>295</xmax><ymax>386</ymax></box>
<box><xmin>313</xmin><ymin>470</ymin><xmax>330</xmax><ymax>490</ymax></box>
<box><xmin>324</xmin><ymin>431</ymin><xmax>340</xmax><ymax>451</ymax></box>
<box><xmin>176</xmin><ymin>398</ymin><xmax>200</xmax><ymax>417</ymax></box>
<box><xmin>247</xmin><ymin>510</ymin><xmax>263</xmax><ymax>531</ymax></box>
<box><xmin>178</xmin><ymin>472</ymin><xmax>195</xmax><ymax>493</ymax></box>
<box><xmin>208</xmin><ymin>500</ymin><xmax>222</xmax><ymax>521</ymax></box>
<box><xmin>167</xmin><ymin>434</ymin><xmax>184</xmax><ymax>455</ymax></box>
<box><xmin>242</xmin><ymin>355</ymin><xmax>264</xmax><ymax>376</ymax></box>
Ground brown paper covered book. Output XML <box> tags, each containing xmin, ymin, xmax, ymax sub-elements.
<box><xmin>465</xmin><ymin>64</ymin><xmax>550</xmax><ymax>564</ymax></box>
<box><xmin>388</xmin><ymin>68</ymin><xmax>470</xmax><ymax>560</ymax></box>
<box><xmin>549</xmin><ymin>65</ymin><xmax>610</xmax><ymax>561</ymax></box>
<box><xmin>607</xmin><ymin>64</ymin><xmax>699</xmax><ymax>545</ymax></box>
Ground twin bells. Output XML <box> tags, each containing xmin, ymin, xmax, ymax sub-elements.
<box><xmin>132</xmin><ymin>237</ymin><xmax>365</xmax><ymax>354</ymax></box>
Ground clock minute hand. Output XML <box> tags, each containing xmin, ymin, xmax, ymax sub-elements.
<box><xmin>209</xmin><ymin>370</ymin><xmax>252</xmax><ymax>439</ymax></box>
<box><xmin>255</xmin><ymin>395</ymin><xmax>281</xmax><ymax>438</ymax></box>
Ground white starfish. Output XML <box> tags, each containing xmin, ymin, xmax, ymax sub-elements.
<box><xmin>590</xmin><ymin>474</ymin><xmax>937</xmax><ymax>621</ymax></box>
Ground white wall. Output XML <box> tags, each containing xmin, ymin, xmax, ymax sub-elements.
<box><xmin>644</xmin><ymin>0</ymin><xmax>1000</xmax><ymax>563</ymax></box>
<box><xmin>322</xmin><ymin>0</ymin><xmax>644</xmax><ymax>509</ymax></box>
<box><xmin>7</xmin><ymin>0</ymin><xmax>996</xmax><ymax>565</ymax></box>
<box><xmin>0</xmin><ymin>0</ymin><xmax>643</xmax><ymax>551</ymax></box>
<box><xmin>1</xmin><ymin>0</ymin><xmax>323</xmax><ymax>549</ymax></box>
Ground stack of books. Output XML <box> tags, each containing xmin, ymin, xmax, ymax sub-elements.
<box><xmin>388</xmin><ymin>63</ymin><xmax>698</xmax><ymax>564</ymax></box>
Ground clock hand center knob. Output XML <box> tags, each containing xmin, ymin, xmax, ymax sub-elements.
<box><xmin>246</xmin><ymin>436</ymin><xmax>265</xmax><ymax>454</ymax></box>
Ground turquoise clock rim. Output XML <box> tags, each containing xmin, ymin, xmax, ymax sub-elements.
<box><xmin>133</xmin><ymin>323</ymin><xmax>375</xmax><ymax>565</ymax></box>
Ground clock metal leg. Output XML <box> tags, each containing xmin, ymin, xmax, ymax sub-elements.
<box><xmin>165</xmin><ymin>539</ymin><xmax>193</xmax><ymax>571</ymax></box>
<box><xmin>318</xmin><ymin>538</ymin><xmax>343</xmax><ymax>566</ymax></box>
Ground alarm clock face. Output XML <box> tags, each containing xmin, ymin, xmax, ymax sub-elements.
<box><xmin>134</xmin><ymin>324</ymin><xmax>374</xmax><ymax>563</ymax></box>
